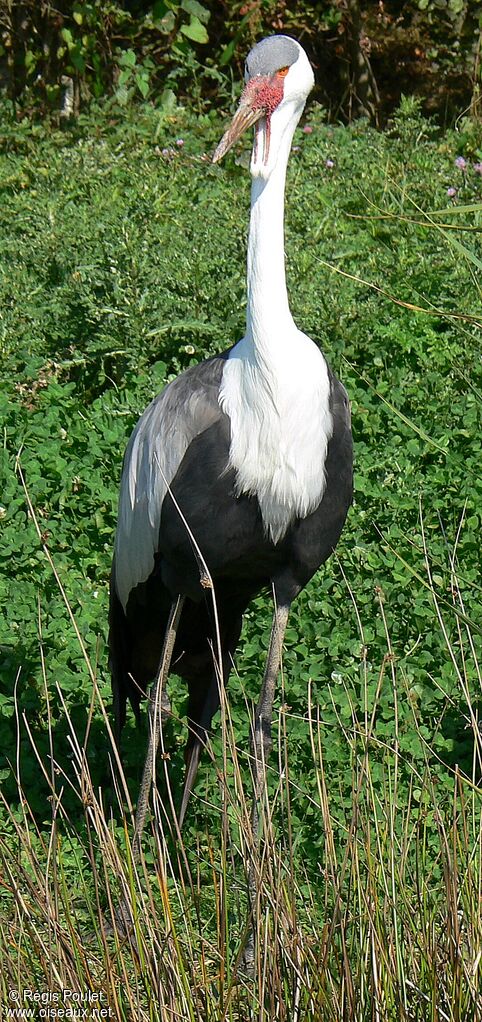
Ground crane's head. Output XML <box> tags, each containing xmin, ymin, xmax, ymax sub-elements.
<box><xmin>213</xmin><ymin>36</ymin><xmax>314</xmax><ymax>177</ymax></box>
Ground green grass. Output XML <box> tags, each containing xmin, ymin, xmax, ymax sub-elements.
<box><xmin>0</xmin><ymin>97</ymin><xmax>481</xmax><ymax>1018</ymax></box>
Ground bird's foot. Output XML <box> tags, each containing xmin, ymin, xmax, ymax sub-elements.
<box><xmin>103</xmin><ymin>898</ymin><xmax>139</xmax><ymax>946</ymax></box>
<box><xmin>160</xmin><ymin>687</ymin><xmax>171</xmax><ymax>717</ymax></box>
<box><xmin>147</xmin><ymin>687</ymin><xmax>171</xmax><ymax>718</ymax></box>
<box><xmin>238</xmin><ymin>932</ymin><xmax>255</xmax><ymax>980</ymax></box>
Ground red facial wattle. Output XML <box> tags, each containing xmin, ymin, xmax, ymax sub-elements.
<box><xmin>243</xmin><ymin>73</ymin><xmax>286</xmax><ymax>164</ymax></box>
<box><xmin>244</xmin><ymin>75</ymin><xmax>285</xmax><ymax>116</ymax></box>
<box><xmin>211</xmin><ymin>68</ymin><xmax>289</xmax><ymax>166</ymax></box>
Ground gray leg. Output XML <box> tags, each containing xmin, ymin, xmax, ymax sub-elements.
<box><xmin>178</xmin><ymin>740</ymin><xmax>202</xmax><ymax>829</ymax></box>
<box><xmin>132</xmin><ymin>594</ymin><xmax>184</xmax><ymax>859</ymax></box>
<box><xmin>111</xmin><ymin>595</ymin><xmax>184</xmax><ymax>937</ymax></box>
<box><xmin>243</xmin><ymin>600</ymin><xmax>290</xmax><ymax>972</ymax></box>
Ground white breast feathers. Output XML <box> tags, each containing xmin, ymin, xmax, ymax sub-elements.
<box><xmin>219</xmin><ymin>332</ymin><xmax>333</xmax><ymax>543</ymax></box>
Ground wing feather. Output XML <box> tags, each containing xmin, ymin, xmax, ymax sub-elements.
<box><xmin>114</xmin><ymin>356</ymin><xmax>226</xmax><ymax>611</ymax></box>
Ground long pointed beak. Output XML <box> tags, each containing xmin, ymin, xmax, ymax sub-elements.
<box><xmin>212</xmin><ymin>93</ymin><xmax>264</xmax><ymax>164</ymax></box>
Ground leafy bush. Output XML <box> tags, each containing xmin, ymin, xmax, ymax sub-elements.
<box><xmin>1</xmin><ymin>1</ymin><xmax>481</xmax><ymax>123</ymax></box>
<box><xmin>2</xmin><ymin>0</ymin><xmax>212</xmax><ymax>111</ymax></box>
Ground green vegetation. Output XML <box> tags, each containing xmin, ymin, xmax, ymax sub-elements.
<box><xmin>0</xmin><ymin>96</ymin><xmax>481</xmax><ymax>1018</ymax></box>
<box><xmin>3</xmin><ymin>0</ymin><xmax>481</xmax><ymax>124</ymax></box>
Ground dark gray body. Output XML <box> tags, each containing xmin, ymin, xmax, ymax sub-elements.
<box><xmin>109</xmin><ymin>352</ymin><xmax>353</xmax><ymax>754</ymax></box>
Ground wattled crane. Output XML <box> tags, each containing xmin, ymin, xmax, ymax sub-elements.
<box><xmin>109</xmin><ymin>34</ymin><xmax>353</xmax><ymax>854</ymax></box>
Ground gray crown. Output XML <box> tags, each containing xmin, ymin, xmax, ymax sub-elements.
<box><xmin>244</xmin><ymin>35</ymin><xmax>299</xmax><ymax>82</ymax></box>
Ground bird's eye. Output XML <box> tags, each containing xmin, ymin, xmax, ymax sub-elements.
<box><xmin>277</xmin><ymin>67</ymin><xmax>289</xmax><ymax>78</ymax></box>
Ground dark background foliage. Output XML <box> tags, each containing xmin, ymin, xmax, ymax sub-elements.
<box><xmin>1</xmin><ymin>0</ymin><xmax>481</xmax><ymax>125</ymax></box>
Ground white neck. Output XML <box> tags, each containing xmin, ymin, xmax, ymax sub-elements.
<box><xmin>245</xmin><ymin>104</ymin><xmax>302</xmax><ymax>357</ymax></box>
<box><xmin>219</xmin><ymin>84</ymin><xmax>333</xmax><ymax>545</ymax></box>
